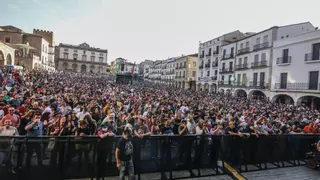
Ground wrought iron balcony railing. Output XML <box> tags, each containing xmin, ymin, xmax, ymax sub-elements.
<box><xmin>274</xmin><ymin>83</ymin><xmax>320</xmax><ymax>91</ymax></box>
<box><xmin>219</xmin><ymin>68</ymin><xmax>233</xmax><ymax>74</ymax></box>
<box><xmin>235</xmin><ymin>63</ymin><xmax>248</xmax><ymax>70</ymax></box>
<box><xmin>305</xmin><ymin>53</ymin><xmax>320</xmax><ymax>62</ymax></box>
<box><xmin>253</xmin><ymin>42</ymin><xmax>269</xmax><ymax>51</ymax></box>
<box><xmin>221</xmin><ymin>54</ymin><xmax>234</xmax><ymax>60</ymax></box>
<box><xmin>251</xmin><ymin>60</ymin><xmax>267</xmax><ymax>68</ymax></box>
<box><xmin>238</xmin><ymin>47</ymin><xmax>250</xmax><ymax>55</ymax></box>
<box><xmin>249</xmin><ymin>81</ymin><xmax>266</xmax><ymax>89</ymax></box>
<box><xmin>276</xmin><ymin>56</ymin><xmax>292</xmax><ymax>65</ymax></box>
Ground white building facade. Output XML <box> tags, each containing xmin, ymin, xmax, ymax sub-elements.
<box><xmin>230</xmin><ymin>22</ymin><xmax>316</xmax><ymax>99</ymax></box>
<box><xmin>270</xmin><ymin>29</ymin><xmax>320</xmax><ymax>108</ymax></box>
<box><xmin>197</xmin><ymin>31</ymin><xmax>245</xmax><ymax>92</ymax></box>
<box><xmin>55</xmin><ymin>43</ymin><xmax>108</xmax><ymax>73</ymax></box>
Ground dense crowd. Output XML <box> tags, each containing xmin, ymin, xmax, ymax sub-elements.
<box><xmin>0</xmin><ymin>68</ymin><xmax>319</xmax><ymax>178</ymax></box>
<box><xmin>0</xmin><ymin>69</ymin><xmax>319</xmax><ymax>139</ymax></box>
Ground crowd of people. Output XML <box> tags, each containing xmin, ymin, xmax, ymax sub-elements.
<box><xmin>0</xmin><ymin>68</ymin><xmax>319</xmax><ymax>178</ymax></box>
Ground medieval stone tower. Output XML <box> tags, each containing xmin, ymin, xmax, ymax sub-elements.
<box><xmin>33</xmin><ymin>29</ymin><xmax>54</xmax><ymax>46</ymax></box>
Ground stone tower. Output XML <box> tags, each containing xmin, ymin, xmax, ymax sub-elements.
<box><xmin>33</xmin><ymin>29</ymin><xmax>54</xmax><ymax>46</ymax></box>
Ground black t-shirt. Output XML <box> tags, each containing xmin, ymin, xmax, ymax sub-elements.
<box><xmin>225</xmin><ymin>127</ymin><xmax>238</xmax><ymax>134</ymax></box>
<box><xmin>116</xmin><ymin>137</ymin><xmax>133</xmax><ymax>161</ymax></box>
<box><xmin>19</xmin><ymin>117</ymin><xmax>31</xmax><ymax>135</ymax></box>
<box><xmin>77</xmin><ymin>126</ymin><xmax>90</xmax><ymax>135</ymax></box>
<box><xmin>173</xmin><ymin>124</ymin><xmax>179</xmax><ymax>134</ymax></box>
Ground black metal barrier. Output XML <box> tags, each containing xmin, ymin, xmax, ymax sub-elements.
<box><xmin>0</xmin><ymin>134</ymin><xmax>318</xmax><ymax>180</ymax></box>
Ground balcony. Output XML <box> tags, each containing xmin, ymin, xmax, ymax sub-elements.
<box><xmin>199</xmin><ymin>64</ymin><xmax>204</xmax><ymax>69</ymax></box>
<box><xmin>211</xmin><ymin>76</ymin><xmax>217</xmax><ymax>81</ymax></box>
<box><xmin>234</xmin><ymin>82</ymin><xmax>247</xmax><ymax>88</ymax></box>
<box><xmin>251</xmin><ymin>60</ymin><xmax>267</xmax><ymax>68</ymax></box>
<box><xmin>237</xmin><ymin>47</ymin><xmax>250</xmax><ymax>55</ymax></box>
<box><xmin>205</xmin><ymin>63</ymin><xmax>210</xmax><ymax>68</ymax></box>
<box><xmin>213</xmin><ymin>51</ymin><xmax>218</xmax><ymax>55</ymax></box>
<box><xmin>219</xmin><ymin>68</ymin><xmax>233</xmax><ymax>74</ymax></box>
<box><xmin>253</xmin><ymin>42</ymin><xmax>269</xmax><ymax>51</ymax></box>
<box><xmin>305</xmin><ymin>53</ymin><xmax>320</xmax><ymax>63</ymax></box>
<box><xmin>249</xmin><ymin>81</ymin><xmax>266</xmax><ymax>89</ymax></box>
<box><xmin>218</xmin><ymin>81</ymin><xmax>232</xmax><ymax>87</ymax></box>
<box><xmin>200</xmin><ymin>55</ymin><xmax>205</xmax><ymax>59</ymax></box>
<box><xmin>212</xmin><ymin>61</ymin><xmax>218</xmax><ymax>68</ymax></box>
<box><xmin>206</xmin><ymin>53</ymin><xmax>211</xmax><ymax>57</ymax></box>
<box><xmin>221</xmin><ymin>54</ymin><xmax>234</xmax><ymax>60</ymax></box>
<box><xmin>276</xmin><ymin>56</ymin><xmax>292</xmax><ymax>65</ymax></box>
<box><xmin>274</xmin><ymin>83</ymin><xmax>320</xmax><ymax>91</ymax></box>
<box><xmin>235</xmin><ymin>63</ymin><xmax>248</xmax><ymax>70</ymax></box>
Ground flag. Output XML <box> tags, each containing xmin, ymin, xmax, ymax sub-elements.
<box><xmin>131</xmin><ymin>62</ymin><xmax>136</xmax><ymax>77</ymax></box>
<box><xmin>115</xmin><ymin>60</ymin><xmax>121</xmax><ymax>73</ymax></box>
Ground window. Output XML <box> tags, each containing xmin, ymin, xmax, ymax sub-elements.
<box><xmin>244</xmin><ymin>57</ymin><xmax>248</xmax><ymax>64</ymax></box>
<box><xmin>82</xmin><ymin>55</ymin><xmax>87</xmax><ymax>61</ymax></box>
<box><xmin>263</xmin><ymin>35</ymin><xmax>268</xmax><ymax>43</ymax></box>
<box><xmin>64</xmin><ymin>48</ymin><xmax>68</xmax><ymax>52</ymax></box>
<box><xmin>99</xmin><ymin>53</ymin><xmax>103</xmax><ymax>56</ymax></box>
<box><xmin>240</xmin><ymin>43</ymin><xmax>243</xmax><ymax>49</ymax></box>
<box><xmin>91</xmin><ymin>56</ymin><xmax>95</xmax><ymax>61</ymax></box>
<box><xmin>192</xmin><ymin>71</ymin><xmax>196</xmax><ymax>77</ymax></box>
<box><xmin>74</xmin><ymin>49</ymin><xmax>78</xmax><ymax>53</ymax></box>
<box><xmin>256</xmin><ymin>38</ymin><xmax>260</xmax><ymax>45</ymax></box>
<box><xmin>208</xmin><ymin>48</ymin><xmax>212</xmax><ymax>55</ymax></box>
<box><xmin>245</xmin><ymin>41</ymin><xmax>249</xmax><ymax>48</ymax></box>
<box><xmin>312</xmin><ymin>43</ymin><xmax>320</xmax><ymax>60</ymax></box>
<box><xmin>183</xmin><ymin>71</ymin><xmax>185</xmax><ymax>77</ymax></box>
<box><xmin>238</xmin><ymin>58</ymin><xmax>242</xmax><ymax>65</ymax></box>
<box><xmin>201</xmin><ymin>72</ymin><xmax>203</xmax><ymax>77</ymax></box>
<box><xmin>214</xmin><ymin>70</ymin><xmax>217</xmax><ymax>75</ymax></box>
<box><xmin>83</xmin><ymin>50</ymin><xmax>86</xmax><ymax>54</ymax></box>
<box><xmin>309</xmin><ymin>71</ymin><xmax>319</xmax><ymax>90</ymax></box>
<box><xmin>221</xmin><ymin>75</ymin><xmax>224</xmax><ymax>81</ymax></box>
<box><xmin>184</xmin><ymin>62</ymin><xmax>186</xmax><ymax>68</ymax></box>
<box><xmin>207</xmin><ymin>71</ymin><xmax>210</xmax><ymax>77</ymax></box>
<box><xmin>231</xmin><ymin>47</ymin><xmax>234</xmax><ymax>55</ymax></box>
<box><xmin>45</xmin><ymin>46</ymin><xmax>47</xmax><ymax>53</ymax></box>
<box><xmin>63</xmin><ymin>53</ymin><xmax>68</xmax><ymax>59</ymax></box>
<box><xmin>91</xmin><ymin>52</ymin><xmax>95</xmax><ymax>55</ymax></box>
<box><xmin>99</xmin><ymin>57</ymin><xmax>103</xmax><ymax>62</ymax></box>
<box><xmin>4</xmin><ymin>37</ymin><xmax>10</xmax><ymax>43</ymax></box>
<box><xmin>216</xmin><ymin>46</ymin><xmax>220</xmax><ymax>54</ymax></box>
<box><xmin>73</xmin><ymin>54</ymin><xmax>78</xmax><ymax>60</ymax></box>
<box><xmin>261</xmin><ymin>53</ymin><xmax>266</xmax><ymax>61</ymax></box>
<box><xmin>254</xmin><ymin>54</ymin><xmax>259</xmax><ymax>62</ymax></box>
<box><xmin>223</xmin><ymin>49</ymin><xmax>226</xmax><ymax>58</ymax></box>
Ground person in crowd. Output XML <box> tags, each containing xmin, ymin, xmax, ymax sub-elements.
<box><xmin>116</xmin><ymin>127</ymin><xmax>134</xmax><ymax>180</ymax></box>
<box><xmin>75</xmin><ymin>120</ymin><xmax>90</xmax><ymax>170</ymax></box>
<box><xmin>134</xmin><ymin>117</ymin><xmax>150</xmax><ymax>139</ymax></box>
<box><xmin>25</xmin><ymin>111</ymin><xmax>43</xmax><ymax>169</ymax></box>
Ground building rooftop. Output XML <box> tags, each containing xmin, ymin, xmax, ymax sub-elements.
<box><xmin>0</xmin><ymin>25</ymin><xmax>24</xmax><ymax>33</ymax></box>
<box><xmin>59</xmin><ymin>42</ymin><xmax>108</xmax><ymax>53</ymax></box>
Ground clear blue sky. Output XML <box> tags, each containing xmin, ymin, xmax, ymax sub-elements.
<box><xmin>1</xmin><ymin>0</ymin><xmax>319</xmax><ymax>63</ymax></box>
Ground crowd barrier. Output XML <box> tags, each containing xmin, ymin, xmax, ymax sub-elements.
<box><xmin>0</xmin><ymin>134</ymin><xmax>318</xmax><ymax>180</ymax></box>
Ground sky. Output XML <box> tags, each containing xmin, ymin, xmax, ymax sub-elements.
<box><xmin>0</xmin><ymin>0</ymin><xmax>320</xmax><ymax>63</ymax></box>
